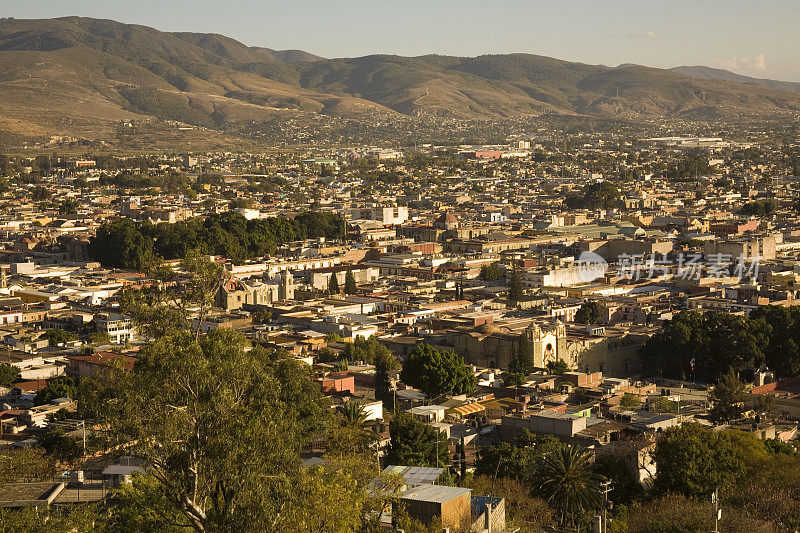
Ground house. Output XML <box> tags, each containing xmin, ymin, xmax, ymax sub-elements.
<box><xmin>400</xmin><ymin>484</ymin><xmax>472</xmax><ymax>532</ymax></box>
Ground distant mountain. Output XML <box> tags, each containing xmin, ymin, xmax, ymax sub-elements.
<box><xmin>2</xmin><ymin>16</ymin><xmax>800</xmax><ymax>144</ymax></box>
<box><xmin>671</xmin><ymin>65</ymin><xmax>800</xmax><ymax>94</ymax></box>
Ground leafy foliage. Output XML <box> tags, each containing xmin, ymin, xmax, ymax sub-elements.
<box><xmin>0</xmin><ymin>363</ymin><xmax>20</xmax><ymax>386</ymax></box>
<box><xmin>653</xmin><ymin>423</ymin><xmax>768</xmax><ymax>497</ymax></box>
<box><xmin>385</xmin><ymin>412</ymin><xmax>448</xmax><ymax>467</ymax></box>
<box><xmin>565</xmin><ymin>181</ymin><xmax>620</xmax><ymax>209</ymax></box>
<box><xmin>400</xmin><ymin>343</ymin><xmax>476</xmax><ymax>398</ymax></box>
<box><xmin>575</xmin><ymin>300</ymin><xmax>606</xmax><ymax>325</ymax></box>
<box><xmin>639</xmin><ymin>310</ymin><xmax>769</xmax><ymax>381</ymax></box>
<box><xmin>88</xmin><ymin>211</ymin><xmax>346</xmax><ymax>268</ymax></box>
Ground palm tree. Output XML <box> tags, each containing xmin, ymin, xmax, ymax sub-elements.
<box><xmin>335</xmin><ymin>402</ymin><xmax>376</xmax><ymax>454</ymax></box>
<box><xmin>338</xmin><ymin>401</ymin><xmax>369</xmax><ymax>428</ymax></box>
<box><xmin>535</xmin><ymin>444</ymin><xmax>602</xmax><ymax>529</ymax></box>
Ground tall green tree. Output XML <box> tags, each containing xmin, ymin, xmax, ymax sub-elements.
<box><xmin>34</xmin><ymin>377</ymin><xmax>76</xmax><ymax>406</ymax></box>
<box><xmin>709</xmin><ymin>369</ymin><xmax>748</xmax><ymax>424</ymax></box>
<box><xmin>510</xmin><ymin>334</ymin><xmax>535</xmax><ymax>374</ymax></box>
<box><xmin>507</xmin><ymin>266</ymin><xmax>524</xmax><ymax>306</ymax></box>
<box><xmin>344</xmin><ymin>269</ymin><xmax>357</xmax><ymax>295</ymax></box>
<box><xmin>374</xmin><ymin>350</ymin><xmax>400</xmax><ymax>410</ymax></box>
<box><xmin>400</xmin><ymin>343</ymin><xmax>476</xmax><ymax>398</ymax></box>
<box><xmin>639</xmin><ymin>311</ymin><xmax>767</xmax><ymax>381</ymax></box>
<box><xmin>385</xmin><ymin>412</ymin><xmax>448</xmax><ymax>467</ymax></box>
<box><xmin>328</xmin><ymin>273</ymin><xmax>340</xmax><ymax>295</ymax></box>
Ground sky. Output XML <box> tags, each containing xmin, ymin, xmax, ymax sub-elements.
<box><xmin>4</xmin><ymin>0</ymin><xmax>800</xmax><ymax>82</ymax></box>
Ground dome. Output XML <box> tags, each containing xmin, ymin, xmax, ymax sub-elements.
<box><xmin>435</xmin><ymin>211</ymin><xmax>459</xmax><ymax>230</ymax></box>
<box><xmin>475</xmin><ymin>323</ymin><xmax>500</xmax><ymax>335</ymax></box>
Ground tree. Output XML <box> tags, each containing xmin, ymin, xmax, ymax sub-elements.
<box><xmin>476</xmin><ymin>431</ymin><xmax>561</xmax><ymax>482</ymax></box>
<box><xmin>400</xmin><ymin>343</ymin><xmax>476</xmax><ymax>398</ymax></box>
<box><xmin>101</xmin><ymin>327</ymin><xmax>356</xmax><ymax>532</ymax></box>
<box><xmin>344</xmin><ymin>269</ymin><xmax>357</xmax><ymax>295</ymax></box>
<box><xmin>611</xmin><ymin>493</ymin><xmax>773</xmax><ymax>533</ymax></box>
<box><xmin>574</xmin><ymin>301</ymin><xmax>606</xmax><ymax>325</ymax></box>
<box><xmin>618</xmin><ymin>393</ymin><xmax>641</xmax><ymax>410</ymax></box>
<box><xmin>329</xmin><ymin>402</ymin><xmax>376</xmax><ymax>455</ymax></box>
<box><xmin>534</xmin><ymin>444</ymin><xmax>602</xmax><ymax>528</ymax></box>
<box><xmin>374</xmin><ymin>350</ymin><xmax>399</xmax><ymax>410</ymax></box>
<box><xmin>37</xmin><ymin>429</ymin><xmax>82</xmax><ymax>463</ymax></box>
<box><xmin>564</xmin><ymin>181</ymin><xmax>620</xmax><ymax>209</ymax></box>
<box><xmin>34</xmin><ymin>377</ymin><xmax>76</xmax><ymax>406</ymax></box>
<box><xmin>709</xmin><ymin>369</ymin><xmax>748</xmax><ymax>424</ymax></box>
<box><xmin>653</xmin><ymin>423</ymin><xmax>767</xmax><ymax>497</ymax></box>
<box><xmin>639</xmin><ymin>311</ymin><xmax>767</xmax><ymax>382</ymax></box>
<box><xmin>59</xmin><ymin>198</ymin><xmax>79</xmax><ymax>215</ymax></box>
<box><xmin>385</xmin><ymin>412</ymin><xmax>448</xmax><ymax>467</ymax></box>
<box><xmin>0</xmin><ymin>363</ymin><xmax>20</xmax><ymax>386</ymax></box>
<box><xmin>42</xmin><ymin>328</ymin><xmax>78</xmax><ymax>346</ymax></box>
<box><xmin>328</xmin><ymin>273</ymin><xmax>340</xmax><ymax>295</ymax></box>
<box><xmin>0</xmin><ymin>447</ymin><xmax>55</xmax><ymax>484</ymax></box>
<box><xmin>479</xmin><ymin>263</ymin><xmax>503</xmax><ymax>281</ymax></box>
<box><xmin>546</xmin><ymin>359</ymin><xmax>570</xmax><ymax>375</ymax></box>
<box><xmin>507</xmin><ymin>266</ymin><xmax>524</xmax><ymax>306</ymax></box>
<box><xmin>465</xmin><ymin>475</ymin><xmax>555</xmax><ymax>531</ymax></box>
<box><xmin>509</xmin><ymin>334</ymin><xmax>534</xmax><ymax>375</ymax></box>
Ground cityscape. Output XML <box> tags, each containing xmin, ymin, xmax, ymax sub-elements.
<box><xmin>1</xmin><ymin>3</ymin><xmax>800</xmax><ymax>533</ymax></box>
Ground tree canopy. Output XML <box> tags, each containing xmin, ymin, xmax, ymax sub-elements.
<box><xmin>574</xmin><ymin>300</ymin><xmax>606</xmax><ymax>325</ymax></box>
<box><xmin>88</xmin><ymin>211</ymin><xmax>346</xmax><ymax>268</ymax></box>
<box><xmin>400</xmin><ymin>343</ymin><xmax>476</xmax><ymax>398</ymax></box>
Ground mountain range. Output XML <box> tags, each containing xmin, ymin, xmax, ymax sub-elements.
<box><xmin>2</xmin><ymin>16</ymin><xmax>800</xmax><ymax>145</ymax></box>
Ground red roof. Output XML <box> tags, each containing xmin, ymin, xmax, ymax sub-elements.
<box><xmin>68</xmin><ymin>352</ymin><xmax>136</xmax><ymax>371</ymax></box>
<box><xmin>751</xmin><ymin>376</ymin><xmax>800</xmax><ymax>396</ymax></box>
<box><xmin>13</xmin><ymin>379</ymin><xmax>49</xmax><ymax>392</ymax></box>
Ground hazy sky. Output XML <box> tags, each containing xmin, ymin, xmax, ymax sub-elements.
<box><xmin>6</xmin><ymin>0</ymin><xmax>800</xmax><ymax>81</ymax></box>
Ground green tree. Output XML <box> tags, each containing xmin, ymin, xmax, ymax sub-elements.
<box><xmin>385</xmin><ymin>412</ymin><xmax>448</xmax><ymax>467</ymax></box>
<box><xmin>546</xmin><ymin>359</ymin><xmax>570</xmax><ymax>375</ymax></box>
<box><xmin>709</xmin><ymin>369</ymin><xmax>748</xmax><ymax>424</ymax></box>
<box><xmin>37</xmin><ymin>429</ymin><xmax>82</xmax><ymax>463</ymax></box>
<box><xmin>400</xmin><ymin>343</ymin><xmax>476</xmax><ymax>398</ymax></box>
<box><xmin>618</xmin><ymin>393</ymin><xmax>641</xmax><ymax>410</ymax></box>
<box><xmin>610</xmin><ymin>493</ymin><xmax>773</xmax><ymax>533</ymax></box>
<box><xmin>101</xmin><ymin>327</ymin><xmax>355</xmax><ymax>532</ymax></box>
<box><xmin>476</xmin><ymin>431</ymin><xmax>561</xmax><ymax>482</ymax></box>
<box><xmin>653</xmin><ymin>423</ymin><xmax>767</xmax><ymax>497</ymax></box>
<box><xmin>344</xmin><ymin>269</ymin><xmax>357</xmax><ymax>295</ymax></box>
<box><xmin>574</xmin><ymin>300</ymin><xmax>606</xmax><ymax>325</ymax></box>
<box><xmin>34</xmin><ymin>377</ymin><xmax>76</xmax><ymax>406</ymax></box>
<box><xmin>479</xmin><ymin>263</ymin><xmax>503</xmax><ymax>281</ymax></box>
<box><xmin>0</xmin><ymin>363</ymin><xmax>20</xmax><ymax>386</ymax></box>
<box><xmin>374</xmin><ymin>350</ymin><xmax>400</xmax><ymax>410</ymax></box>
<box><xmin>329</xmin><ymin>402</ymin><xmax>376</xmax><ymax>455</ymax></box>
<box><xmin>639</xmin><ymin>311</ymin><xmax>766</xmax><ymax>382</ymax></box>
<box><xmin>507</xmin><ymin>266</ymin><xmax>524</xmax><ymax>306</ymax></box>
<box><xmin>534</xmin><ymin>444</ymin><xmax>602</xmax><ymax>528</ymax></box>
<box><xmin>328</xmin><ymin>273</ymin><xmax>340</xmax><ymax>295</ymax></box>
<box><xmin>564</xmin><ymin>181</ymin><xmax>620</xmax><ymax>209</ymax></box>
<box><xmin>510</xmin><ymin>334</ymin><xmax>535</xmax><ymax>375</ymax></box>
<box><xmin>58</xmin><ymin>198</ymin><xmax>79</xmax><ymax>215</ymax></box>
<box><xmin>43</xmin><ymin>328</ymin><xmax>78</xmax><ymax>346</ymax></box>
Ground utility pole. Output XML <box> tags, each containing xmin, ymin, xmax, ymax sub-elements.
<box><xmin>78</xmin><ymin>420</ymin><xmax>86</xmax><ymax>456</ymax></box>
<box><xmin>597</xmin><ymin>479</ymin><xmax>612</xmax><ymax>533</ymax></box>
<box><xmin>712</xmin><ymin>488</ymin><xmax>721</xmax><ymax>533</ymax></box>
